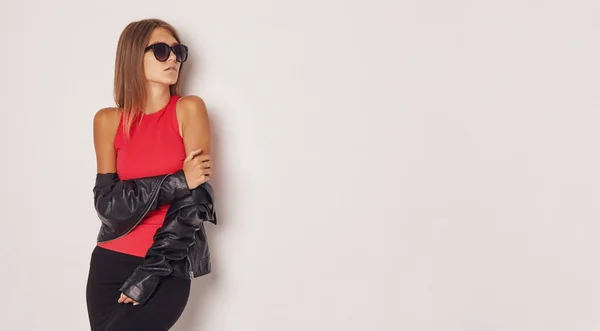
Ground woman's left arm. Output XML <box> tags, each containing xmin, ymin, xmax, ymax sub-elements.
<box><xmin>177</xmin><ymin>95</ymin><xmax>212</xmax><ymax>162</ymax></box>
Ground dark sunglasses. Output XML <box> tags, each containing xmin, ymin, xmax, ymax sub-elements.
<box><xmin>144</xmin><ymin>42</ymin><xmax>189</xmax><ymax>63</ymax></box>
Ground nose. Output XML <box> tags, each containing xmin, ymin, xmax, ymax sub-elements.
<box><xmin>167</xmin><ymin>49</ymin><xmax>177</xmax><ymax>62</ymax></box>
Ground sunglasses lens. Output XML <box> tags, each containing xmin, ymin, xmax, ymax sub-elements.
<box><xmin>172</xmin><ymin>45</ymin><xmax>188</xmax><ymax>63</ymax></box>
<box><xmin>153</xmin><ymin>43</ymin><xmax>170</xmax><ymax>61</ymax></box>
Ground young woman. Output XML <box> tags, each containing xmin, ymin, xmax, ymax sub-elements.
<box><xmin>85</xmin><ymin>18</ymin><xmax>218</xmax><ymax>331</ymax></box>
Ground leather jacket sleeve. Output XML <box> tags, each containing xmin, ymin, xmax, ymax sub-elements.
<box><xmin>93</xmin><ymin>170</ymin><xmax>191</xmax><ymax>234</ymax></box>
<box><xmin>119</xmin><ymin>182</ymin><xmax>217</xmax><ymax>305</ymax></box>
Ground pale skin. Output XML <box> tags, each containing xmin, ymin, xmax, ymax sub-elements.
<box><xmin>93</xmin><ymin>27</ymin><xmax>213</xmax><ymax>306</ymax></box>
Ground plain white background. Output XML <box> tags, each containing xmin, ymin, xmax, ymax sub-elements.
<box><xmin>1</xmin><ymin>0</ymin><xmax>600</xmax><ymax>330</ymax></box>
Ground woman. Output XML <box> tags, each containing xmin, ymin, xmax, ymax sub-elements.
<box><xmin>86</xmin><ymin>18</ymin><xmax>218</xmax><ymax>331</ymax></box>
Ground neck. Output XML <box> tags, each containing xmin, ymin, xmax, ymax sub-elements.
<box><xmin>142</xmin><ymin>83</ymin><xmax>172</xmax><ymax>114</ymax></box>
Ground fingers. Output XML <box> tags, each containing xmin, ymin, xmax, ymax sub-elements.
<box><xmin>118</xmin><ymin>293</ymin><xmax>140</xmax><ymax>306</ymax></box>
<box><xmin>191</xmin><ymin>154</ymin><xmax>212</xmax><ymax>172</ymax></box>
<box><xmin>193</xmin><ymin>154</ymin><xmax>211</xmax><ymax>163</ymax></box>
<box><xmin>186</xmin><ymin>150</ymin><xmax>211</xmax><ymax>167</ymax></box>
<box><xmin>183</xmin><ymin>150</ymin><xmax>213</xmax><ymax>188</ymax></box>
<box><xmin>185</xmin><ymin>149</ymin><xmax>203</xmax><ymax>161</ymax></box>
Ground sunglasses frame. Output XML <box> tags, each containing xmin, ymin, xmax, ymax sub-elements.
<box><xmin>144</xmin><ymin>42</ymin><xmax>189</xmax><ymax>63</ymax></box>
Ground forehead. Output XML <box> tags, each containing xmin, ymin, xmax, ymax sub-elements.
<box><xmin>147</xmin><ymin>27</ymin><xmax>178</xmax><ymax>45</ymax></box>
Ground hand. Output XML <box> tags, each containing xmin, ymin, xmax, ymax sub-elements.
<box><xmin>183</xmin><ymin>149</ymin><xmax>212</xmax><ymax>190</ymax></box>
<box><xmin>118</xmin><ymin>293</ymin><xmax>140</xmax><ymax>306</ymax></box>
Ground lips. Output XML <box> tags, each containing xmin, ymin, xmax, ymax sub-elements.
<box><xmin>165</xmin><ymin>66</ymin><xmax>177</xmax><ymax>72</ymax></box>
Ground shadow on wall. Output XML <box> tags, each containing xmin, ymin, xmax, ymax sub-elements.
<box><xmin>171</xmin><ymin>105</ymin><xmax>228</xmax><ymax>331</ymax></box>
<box><xmin>170</xmin><ymin>37</ymin><xmax>230</xmax><ymax>330</ymax></box>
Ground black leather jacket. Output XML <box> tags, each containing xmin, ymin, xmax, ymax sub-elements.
<box><xmin>93</xmin><ymin>170</ymin><xmax>217</xmax><ymax>305</ymax></box>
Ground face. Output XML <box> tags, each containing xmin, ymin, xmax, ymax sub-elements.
<box><xmin>143</xmin><ymin>27</ymin><xmax>184</xmax><ymax>86</ymax></box>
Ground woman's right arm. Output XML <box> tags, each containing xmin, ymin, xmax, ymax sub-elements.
<box><xmin>92</xmin><ymin>108</ymin><xmax>194</xmax><ymax>233</ymax></box>
<box><xmin>93</xmin><ymin>107</ymin><xmax>120</xmax><ymax>174</ymax></box>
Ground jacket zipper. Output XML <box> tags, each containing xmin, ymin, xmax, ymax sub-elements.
<box><xmin>186</xmin><ymin>254</ymin><xmax>194</xmax><ymax>278</ymax></box>
<box><xmin>98</xmin><ymin>175</ymin><xmax>170</xmax><ymax>243</ymax></box>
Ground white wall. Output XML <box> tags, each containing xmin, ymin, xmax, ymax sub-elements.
<box><xmin>1</xmin><ymin>0</ymin><xmax>600</xmax><ymax>330</ymax></box>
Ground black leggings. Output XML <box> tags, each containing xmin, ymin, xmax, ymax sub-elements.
<box><xmin>86</xmin><ymin>246</ymin><xmax>191</xmax><ymax>331</ymax></box>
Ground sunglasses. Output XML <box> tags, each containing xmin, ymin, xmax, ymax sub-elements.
<box><xmin>144</xmin><ymin>42</ymin><xmax>189</xmax><ymax>63</ymax></box>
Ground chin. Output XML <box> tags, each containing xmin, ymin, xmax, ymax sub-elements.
<box><xmin>165</xmin><ymin>76</ymin><xmax>179</xmax><ymax>85</ymax></box>
<box><xmin>149</xmin><ymin>77</ymin><xmax>179</xmax><ymax>86</ymax></box>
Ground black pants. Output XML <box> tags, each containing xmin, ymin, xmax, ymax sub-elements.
<box><xmin>86</xmin><ymin>246</ymin><xmax>191</xmax><ymax>331</ymax></box>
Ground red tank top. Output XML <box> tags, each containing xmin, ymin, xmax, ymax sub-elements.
<box><xmin>97</xmin><ymin>95</ymin><xmax>187</xmax><ymax>257</ymax></box>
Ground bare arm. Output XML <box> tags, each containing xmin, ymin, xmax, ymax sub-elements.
<box><xmin>93</xmin><ymin>107</ymin><xmax>119</xmax><ymax>173</ymax></box>
<box><xmin>177</xmin><ymin>95</ymin><xmax>212</xmax><ymax>162</ymax></box>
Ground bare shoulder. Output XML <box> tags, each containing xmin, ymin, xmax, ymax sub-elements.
<box><xmin>176</xmin><ymin>95</ymin><xmax>211</xmax><ymax>133</ymax></box>
<box><xmin>93</xmin><ymin>107</ymin><xmax>121</xmax><ymax>173</ymax></box>
<box><xmin>176</xmin><ymin>95</ymin><xmax>212</xmax><ymax>153</ymax></box>
<box><xmin>176</xmin><ymin>95</ymin><xmax>208</xmax><ymax>117</ymax></box>
<box><xmin>93</xmin><ymin>107</ymin><xmax>121</xmax><ymax>130</ymax></box>
<box><xmin>93</xmin><ymin>107</ymin><xmax>121</xmax><ymax>145</ymax></box>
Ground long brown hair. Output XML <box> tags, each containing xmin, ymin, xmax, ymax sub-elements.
<box><xmin>113</xmin><ymin>18</ymin><xmax>184</xmax><ymax>139</ymax></box>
